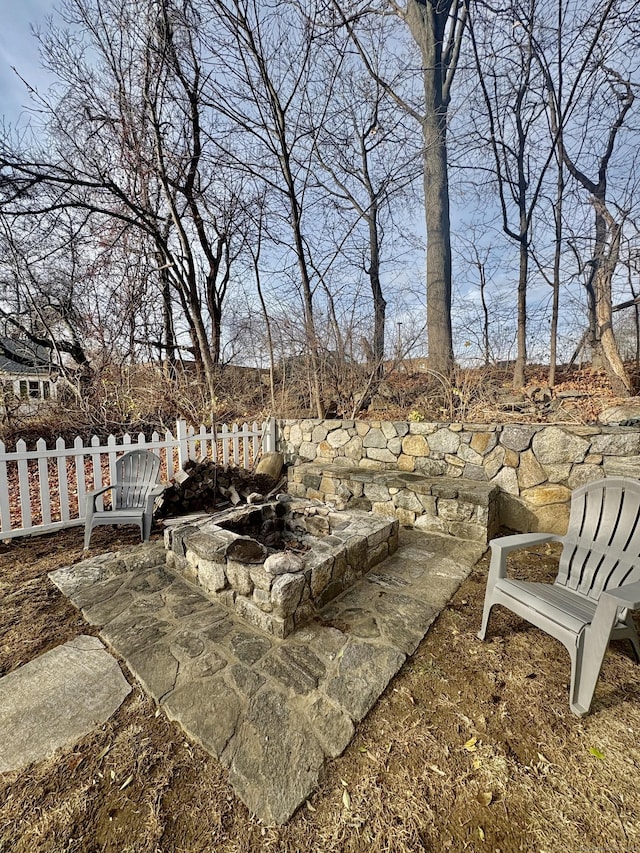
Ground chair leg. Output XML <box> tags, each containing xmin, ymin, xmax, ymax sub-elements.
<box><xmin>477</xmin><ymin>599</ymin><xmax>495</xmax><ymax>641</ymax></box>
<box><xmin>569</xmin><ymin>631</ymin><xmax>608</xmax><ymax>717</ymax></box>
<box><xmin>621</xmin><ymin>614</ymin><xmax>640</xmax><ymax>663</ymax></box>
<box><xmin>570</xmin><ymin>598</ymin><xmax>620</xmax><ymax>716</ymax></box>
<box><xmin>142</xmin><ymin>511</ymin><xmax>152</xmax><ymax>542</ymax></box>
<box><xmin>83</xmin><ymin>521</ymin><xmax>93</xmax><ymax>550</ymax></box>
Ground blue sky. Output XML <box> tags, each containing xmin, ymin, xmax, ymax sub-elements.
<box><xmin>0</xmin><ymin>0</ymin><xmax>53</xmax><ymax>127</ymax></box>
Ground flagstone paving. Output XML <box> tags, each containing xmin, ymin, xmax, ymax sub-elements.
<box><xmin>0</xmin><ymin>635</ymin><xmax>131</xmax><ymax>773</ymax></box>
<box><xmin>49</xmin><ymin>527</ymin><xmax>484</xmax><ymax>824</ymax></box>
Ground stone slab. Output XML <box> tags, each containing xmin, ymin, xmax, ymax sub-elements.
<box><xmin>50</xmin><ymin>527</ymin><xmax>484</xmax><ymax>824</ymax></box>
<box><xmin>0</xmin><ymin>635</ymin><xmax>131</xmax><ymax>773</ymax></box>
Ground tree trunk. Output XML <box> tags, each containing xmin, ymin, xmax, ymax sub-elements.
<box><xmin>368</xmin><ymin>206</ymin><xmax>387</xmax><ymax>379</ymax></box>
<box><xmin>421</xmin><ymin>109</ymin><xmax>453</xmax><ymax>378</ymax></box>
<box><xmin>548</xmin><ymin>160</ymin><xmax>563</xmax><ymax>388</ymax></box>
<box><xmin>406</xmin><ymin>1</ymin><xmax>455</xmax><ymax>378</ymax></box>
<box><xmin>161</xmin><ymin>270</ymin><xmax>178</xmax><ymax>380</ymax></box>
<box><xmin>589</xmin><ymin>198</ymin><xmax>632</xmax><ymax>395</ymax></box>
<box><xmin>513</xmin><ymin>234</ymin><xmax>528</xmax><ymax>389</ymax></box>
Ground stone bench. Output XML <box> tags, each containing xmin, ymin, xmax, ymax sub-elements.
<box><xmin>288</xmin><ymin>462</ymin><xmax>500</xmax><ymax>544</ymax></box>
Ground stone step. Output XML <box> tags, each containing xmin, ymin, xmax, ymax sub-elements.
<box><xmin>288</xmin><ymin>462</ymin><xmax>500</xmax><ymax>543</ymax></box>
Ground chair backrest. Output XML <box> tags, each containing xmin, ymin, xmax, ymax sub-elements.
<box><xmin>556</xmin><ymin>477</ymin><xmax>640</xmax><ymax>600</ymax></box>
<box><xmin>113</xmin><ymin>450</ymin><xmax>161</xmax><ymax>509</ymax></box>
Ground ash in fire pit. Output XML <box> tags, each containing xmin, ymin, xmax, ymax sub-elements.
<box><xmin>215</xmin><ymin>504</ymin><xmax>309</xmax><ymax>553</ymax></box>
<box><xmin>165</xmin><ymin>498</ymin><xmax>398</xmax><ymax>638</ymax></box>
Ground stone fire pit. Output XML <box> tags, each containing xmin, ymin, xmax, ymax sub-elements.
<box><xmin>164</xmin><ymin>498</ymin><xmax>398</xmax><ymax>638</ymax></box>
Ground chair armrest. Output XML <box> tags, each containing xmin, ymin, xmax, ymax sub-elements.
<box><xmin>487</xmin><ymin>532</ymin><xmax>562</xmax><ymax>584</ymax></box>
<box><xmin>85</xmin><ymin>484</ymin><xmax>114</xmax><ymax>516</ymax></box>
<box><xmin>144</xmin><ymin>484</ymin><xmax>166</xmax><ymax>514</ymax></box>
<box><xmin>490</xmin><ymin>532</ymin><xmax>561</xmax><ymax>556</ymax></box>
<box><xmin>602</xmin><ymin>581</ymin><xmax>640</xmax><ymax>610</ymax></box>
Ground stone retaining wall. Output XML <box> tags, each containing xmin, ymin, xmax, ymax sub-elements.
<box><xmin>277</xmin><ymin>419</ymin><xmax>640</xmax><ymax>534</ymax></box>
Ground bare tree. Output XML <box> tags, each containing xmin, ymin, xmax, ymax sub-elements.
<box><xmin>535</xmin><ymin>0</ymin><xmax>638</xmax><ymax>394</ymax></box>
<box><xmin>331</xmin><ymin>0</ymin><xmax>468</xmax><ymax>378</ymax></box>
<box><xmin>0</xmin><ymin>0</ymin><xmax>248</xmax><ymax>403</ymax></box>
<box><xmin>312</xmin><ymin>42</ymin><xmax>421</xmax><ymax>381</ymax></box>
<box><xmin>468</xmin><ymin>0</ymin><xmax>559</xmax><ymax>389</ymax></box>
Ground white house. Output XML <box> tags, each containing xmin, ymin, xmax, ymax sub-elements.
<box><xmin>0</xmin><ymin>338</ymin><xmax>58</xmax><ymax>412</ymax></box>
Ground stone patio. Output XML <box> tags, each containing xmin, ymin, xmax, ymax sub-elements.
<box><xmin>49</xmin><ymin>526</ymin><xmax>484</xmax><ymax>824</ymax></box>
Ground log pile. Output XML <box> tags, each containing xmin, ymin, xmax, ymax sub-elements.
<box><xmin>158</xmin><ymin>458</ymin><xmax>284</xmax><ymax>518</ymax></box>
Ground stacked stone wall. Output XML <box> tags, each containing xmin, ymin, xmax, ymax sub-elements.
<box><xmin>277</xmin><ymin>419</ymin><xmax>640</xmax><ymax>534</ymax></box>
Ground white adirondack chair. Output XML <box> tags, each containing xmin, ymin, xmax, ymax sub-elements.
<box><xmin>84</xmin><ymin>449</ymin><xmax>164</xmax><ymax>549</ymax></box>
<box><xmin>478</xmin><ymin>477</ymin><xmax>640</xmax><ymax>716</ymax></box>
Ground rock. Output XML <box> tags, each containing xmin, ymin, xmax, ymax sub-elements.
<box><xmin>491</xmin><ymin>467</ymin><xmax>520</xmax><ymax>495</ymax></box>
<box><xmin>226</xmin><ymin>536</ymin><xmax>268</xmax><ymax>564</ymax></box>
<box><xmin>363</xmin><ymin>428</ymin><xmax>387</xmax><ymax>449</ymax></box>
<box><xmin>397</xmin><ymin>454</ymin><xmax>416</xmax><ymax>471</ymax></box>
<box><xmin>402</xmin><ymin>434</ymin><xmax>430</xmax><ymax>457</ymax></box>
<box><xmin>483</xmin><ymin>445</ymin><xmax>505</xmax><ymax>479</ymax></box>
<box><xmin>263</xmin><ymin>552</ymin><xmax>305</xmax><ymax>576</ymax></box>
<box><xmin>458</xmin><ymin>444</ymin><xmax>483</xmax><ymax>465</ymax></box>
<box><xmin>532</xmin><ymin>427</ymin><xmax>590</xmax><ymax>465</ymax></box>
<box><xmin>259</xmin><ymin>645</ymin><xmax>325</xmax><ymax>694</ymax></box>
<box><xmin>542</xmin><ymin>463</ymin><xmax>572</xmax><ymax>483</ymax></box>
<box><xmin>500</xmin><ymin>425</ymin><xmax>536</xmax><ymax>452</ymax></box>
<box><xmin>343</xmin><ymin>435</ymin><xmax>363</xmax><ymax>460</ymax></box>
<box><xmin>303</xmin><ymin>695</ymin><xmax>355</xmax><ymax>759</ymax></box>
<box><xmin>470</xmin><ymin>432</ymin><xmax>497</xmax><ymax>455</ymax></box>
<box><xmin>324</xmin><ymin>640</ymin><xmax>405</xmax><ymax>722</ymax></box>
<box><xmin>364</xmin><ymin>482</ymin><xmax>392</xmax><ymax>502</ymax></box>
<box><xmin>225</xmin><ymin>561</ymin><xmax>254</xmax><ymax>596</ymax></box>
<box><xmin>520</xmin><ymin>484</ymin><xmax>571</xmax><ymax>507</ymax></box>
<box><xmin>298</xmin><ymin>441</ymin><xmax>316</xmax><ymax>460</ymax></box>
<box><xmin>598</xmin><ymin>404</ymin><xmax>640</xmax><ymax>425</ymax></box>
<box><xmin>517</xmin><ymin>449</ymin><xmax>547</xmax><ymax>489</ymax></box>
<box><xmin>327</xmin><ymin>429</ymin><xmax>351</xmax><ymax>448</ymax></box>
<box><xmin>603</xmin><ymin>456</ymin><xmax>640</xmax><ymax>477</ymax></box>
<box><xmin>366</xmin><ymin>447</ymin><xmax>397</xmax><ymax>463</ymax></box>
<box><xmin>567</xmin><ymin>465</ymin><xmax>604</xmax><ymax>489</ymax></box>
<box><xmin>532</xmin><ymin>503</ymin><xmax>570</xmax><ymax>534</ymax></box>
<box><xmin>163</xmin><ymin>674</ymin><xmax>240</xmax><ymax>761</ymax></box>
<box><xmin>428</xmin><ymin>428</ymin><xmax>461</xmax><ymax>454</ymax></box>
<box><xmin>312</xmin><ymin>425</ymin><xmax>328</xmax><ymax>443</ymax></box>
<box><xmin>590</xmin><ymin>433</ymin><xmax>640</xmax><ymax>455</ymax></box>
<box><xmin>255</xmin><ymin>451</ymin><xmax>284</xmax><ymax>480</ymax></box>
<box><xmin>0</xmin><ymin>635</ymin><xmax>131</xmax><ymax>773</ymax></box>
<box><xmin>270</xmin><ymin>573</ymin><xmax>306</xmax><ymax>617</ymax></box>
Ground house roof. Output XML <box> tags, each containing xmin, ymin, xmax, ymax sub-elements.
<box><xmin>0</xmin><ymin>338</ymin><xmax>52</xmax><ymax>377</ymax></box>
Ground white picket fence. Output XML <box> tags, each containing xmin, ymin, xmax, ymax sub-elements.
<box><xmin>0</xmin><ymin>417</ymin><xmax>277</xmax><ymax>540</ymax></box>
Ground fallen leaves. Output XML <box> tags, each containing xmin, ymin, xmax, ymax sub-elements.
<box><xmin>464</xmin><ymin>736</ymin><xmax>478</xmax><ymax>753</ymax></box>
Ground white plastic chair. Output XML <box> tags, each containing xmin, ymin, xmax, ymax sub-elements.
<box><xmin>478</xmin><ymin>477</ymin><xmax>640</xmax><ymax>716</ymax></box>
<box><xmin>84</xmin><ymin>449</ymin><xmax>164</xmax><ymax>549</ymax></box>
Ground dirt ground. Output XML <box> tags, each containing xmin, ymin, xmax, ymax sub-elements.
<box><xmin>1</xmin><ymin>524</ymin><xmax>639</xmax><ymax>853</ymax></box>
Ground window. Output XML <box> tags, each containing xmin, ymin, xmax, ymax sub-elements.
<box><xmin>43</xmin><ymin>381</ymin><xmax>51</xmax><ymax>400</ymax></box>
<box><xmin>28</xmin><ymin>381</ymin><xmax>40</xmax><ymax>399</ymax></box>
<box><xmin>19</xmin><ymin>380</ymin><xmax>28</xmax><ymax>399</ymax></box>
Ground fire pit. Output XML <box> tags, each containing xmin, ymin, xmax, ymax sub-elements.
<box><xmin>164</xmin><ymin>498</ymin><xmax>398</xmax><ymax>638</ymax></box>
